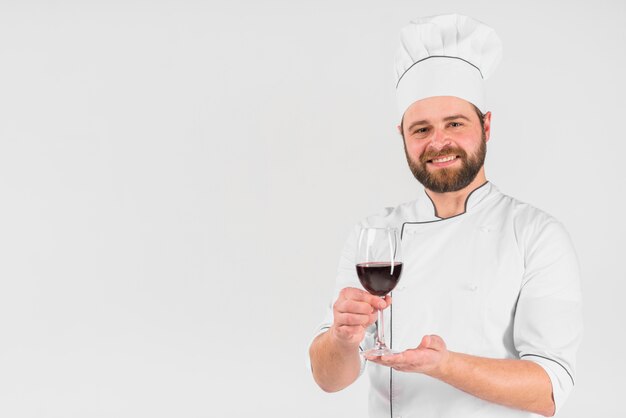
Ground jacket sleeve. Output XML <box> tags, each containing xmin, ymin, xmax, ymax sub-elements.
<box><xmin>513</xmin><ymin>218</ymin><xmax>583</xmax><ymax>414</ymax></box>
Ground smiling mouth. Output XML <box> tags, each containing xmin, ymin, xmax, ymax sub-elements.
<box><xmin>428</xmin><ymin>155</ymin><xmax>458</xmax><ymax>164</ymax></box>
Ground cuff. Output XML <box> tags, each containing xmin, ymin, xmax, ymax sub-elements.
<box><xmin>521</xmin><ymin>354</ymin><xmax>575</xmax><ymax>414</ymax></box>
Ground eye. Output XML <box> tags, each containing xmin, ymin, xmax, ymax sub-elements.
<box><xmin>411</xmin><ymin>127</ymin><xmax>430</xmax><ymax>137</ymax></box>
<box><xmin>448</xmin><ymin>121</ymin><xmax>463</xmax><ymax>128</ymax></box>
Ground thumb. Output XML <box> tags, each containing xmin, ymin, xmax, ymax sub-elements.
<box><xmin>417</xmin><ymin>334</ymin><xmax>431</xmax><ymax>349</ymax></box>
<box><xmin>424</xmin><ymin>334</ymin><xmax>446</xmax><ymax>351</ymax></box>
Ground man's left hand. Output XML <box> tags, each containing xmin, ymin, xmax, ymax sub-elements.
<box><xmin>366</xmin><ymin>334</ymin><xmax>450</xmax><ymax>377</ymax></box>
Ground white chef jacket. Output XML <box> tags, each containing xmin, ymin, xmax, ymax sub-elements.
<box><xmin>313</xmin><ymin>182</ymin><xmax>582</xmax><ymax>418</ymax></box>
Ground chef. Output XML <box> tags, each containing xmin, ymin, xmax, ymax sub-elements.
<box><xmin>308</xmin><ymin>14</ymin><xmax>582</xmax><ymax>418</ymax></box>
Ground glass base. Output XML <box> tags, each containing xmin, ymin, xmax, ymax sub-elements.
<box><xmin>361</xmin><ymin>347</ymin><xmax>399</xmax><ymax>357</ymax></box>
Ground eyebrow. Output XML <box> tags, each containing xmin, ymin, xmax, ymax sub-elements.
<box><xmin>406</xmin><ymin>114</ymin><xmax>471</xmax><ymax>132</ymax></box>
<box><xmin>443</xmin><ymin>114</ymin><xmax>471</xmax><ymax>122</ymax></box>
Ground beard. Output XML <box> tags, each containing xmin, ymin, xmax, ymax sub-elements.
<box><xmin>404</xmin><ymin>134</ymin><xmax>487</xmax><ymax>193</ymax></box>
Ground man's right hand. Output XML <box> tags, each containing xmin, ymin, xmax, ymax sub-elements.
<box><xmin>310</xmin><ymin>287</ymin><xmax>391</xmax><ymax>392</ymax></box>
<box><xmin>329</xmin><ymin>287</ymin><xmax>392</xmax><ymax>348</ymax></box>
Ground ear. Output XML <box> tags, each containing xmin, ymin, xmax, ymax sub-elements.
<box><xmin>483</xmin><ymin>111</ymin><xmax>492</xmax><ymax>143</ymax></box>
<box><xmin>397</xmin><ymin>124</ymin><xmax>402</xmax><ymax>135</ymax></box>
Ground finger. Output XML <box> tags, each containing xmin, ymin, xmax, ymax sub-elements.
<box><xmin>369</xmin><ymin>352</ymin><xmax>404</xmax><ymax>367</ymax></box>
<box><xmin>334</xmin><ymin>312</ymin><xmax>372</xmax><ymax>326</ymax></box>
<box><xmin>366</xmin><ymin>311</ymin><xmax>378</xmax><ymax>326</ymax></box>
<box><xmin>341</xmin><ymin>288</ymin><xmax>386</xmax><ymax>309</ymax></box>
<box><xmin>369</xmin><ymin>295</ymin><xmax>391</xmax><ymax>310</ymax></box>
<box><xmin>333</xmin><ymin>300</ymin><xmax>377</xmax><ymax>328</ymax></box>
<box><xmin>339</xmin><ymin>287</ymin><xmax>369</xmax><ymax>301</ymax></box>
<box><xmin>333</xmin><ymin>298</ymin><xmax>374</xmax><ymax>320</ymax></box>
<box><xmin>417</xmin><ymin>335</ymin><xmax>431</xmax><ymax>349</ymax></box>
<box><xmin>364</xmin><ymin>353</ymin><xmax>386</xmax><ymax>363</ymax></box>
<box><xmin>336</xmin><ymin>299</ymin><xmax>376</xmax><ymax>315</ymax></box>
<box><xmin>379</xmin><ymin>351</ymin><xmax>405</xmax><ymax>365</ymax></box>
<box><xmin>426</xmin><ymin>334</ymin><xmax>446</xmax><ymax>351</ymax></box>
<box><xmin>417</xmin><ymin>334</ymin><xmax>447</xmax><ymax>351</ymax></box>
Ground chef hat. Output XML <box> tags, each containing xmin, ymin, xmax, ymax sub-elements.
<box><xmin>395</xmin><ymin>14</ymin><xmax>502</xmax><ymax>120</ymax></box>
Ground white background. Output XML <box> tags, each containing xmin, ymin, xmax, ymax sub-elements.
<box><xmin>0</xmin><ymin>0</ymin><xmax>623</xmax><ymax>416</ymax></box>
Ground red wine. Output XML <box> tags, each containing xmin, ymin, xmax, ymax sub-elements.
<box><xmin>356</xmin><ymin>262</ymin><xmax>403</xmax><ymax>296</ymax></box>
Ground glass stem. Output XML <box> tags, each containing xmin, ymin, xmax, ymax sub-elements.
<box><xmin>376</xmin><ymin>297</ymin><xmax>386</xmax><ymax>349</ymax></box>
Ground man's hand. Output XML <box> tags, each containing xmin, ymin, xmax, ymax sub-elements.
<box><xmin>329</xmin><ymin>287</ymin><xmax>391</xmax><ymax>348</ymax></box>
<box><xmin>366</xmin><ymin>334</ymin><xmax>555</xmax><ymax>416</ymax></box>
<box><xmin>309</xmin><ymin>287</ymin><xmax>392</xmax><ymax>393</ymax></box>
<box><xmin>366</xmin><ymin>334</ymin><xmax>449</xmax><ymax>377</ymax></box>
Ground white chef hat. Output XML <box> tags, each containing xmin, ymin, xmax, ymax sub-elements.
<box><xmin>395</xmin><ymin>14</ymin><xmax>502</xmax><ymax>121</ymax></box>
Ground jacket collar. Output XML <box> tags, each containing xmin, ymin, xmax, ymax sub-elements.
<box><xmin>417</xmin><ymin>181</ymin><xmax>493</xmax><ymax>222</ymax></box>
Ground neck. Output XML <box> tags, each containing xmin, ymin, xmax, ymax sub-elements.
<box><xmin>425</xmin><ymin>169</ymin><xmax>487</xmax><ymax>219</ymax></box>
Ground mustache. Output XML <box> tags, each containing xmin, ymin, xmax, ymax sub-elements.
<box><xmin>420</xmin><ymin>146</ymin><xmax>468</xmax><ymax>164</ymax></box>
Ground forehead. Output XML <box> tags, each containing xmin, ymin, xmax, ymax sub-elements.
<box><xmin>403</xmin><ymin>96</ymin><xmax>476</xmax><ymax>124</ymax></box>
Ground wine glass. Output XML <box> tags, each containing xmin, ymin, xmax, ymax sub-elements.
<box><xmin>355</xmin><ymin>227</ymin><xmax>403</xmax><ymax>357</ymax></box>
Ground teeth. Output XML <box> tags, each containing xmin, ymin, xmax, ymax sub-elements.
<box><xmin>432</xmin><ymin>155</ymin><xmax>456</xmax><ymax>163</ymax></box>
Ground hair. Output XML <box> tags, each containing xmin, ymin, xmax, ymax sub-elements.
<box><xmin>399</xmin><ymin>104</ymin><xmax>485</xmax><ymax>139</ymax></box>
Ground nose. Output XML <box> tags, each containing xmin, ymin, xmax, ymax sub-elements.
<box><xmin>427</xmin><ymin>128</ymin><xmax>451</xmax><ymax>152</ymax></box>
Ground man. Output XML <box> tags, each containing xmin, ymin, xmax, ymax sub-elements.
<box><xmin>308</xmin><ymin>14</ymin><xmax>582</xmax><ymax>418</ymax></box>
